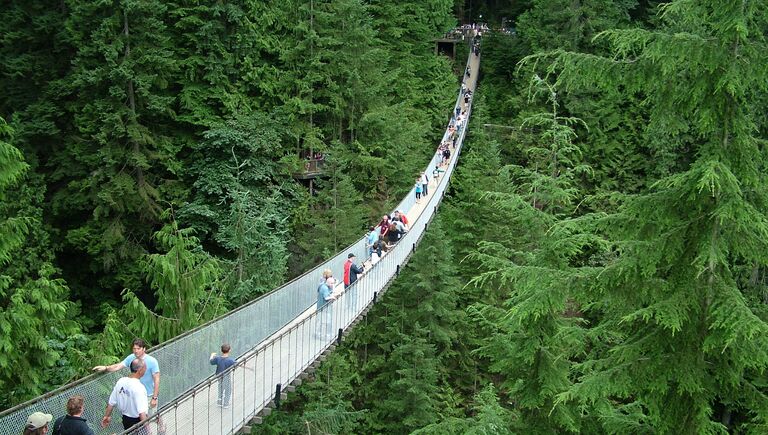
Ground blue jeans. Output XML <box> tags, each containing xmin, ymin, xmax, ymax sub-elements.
<box><xmin>218</xmin><ymin>375</ymin><xmax>232</xmax><ymax>406</ymax></box>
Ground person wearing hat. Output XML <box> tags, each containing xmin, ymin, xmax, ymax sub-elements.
<box><xmin>342</xmin><ymin>253</ymin><xmax>364</xmax><ymax>288</ymax></box>
<box><xmin>23</xmin><ymin>412</ymin><xmax>52</xmax><ymax>435</ymax></box>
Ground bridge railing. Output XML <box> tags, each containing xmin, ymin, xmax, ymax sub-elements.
<box><xmin>124</xmin><ymin>49</ymin><xmax>477</xmax><ymax>435</ymax></box>
<box><xmin>0</xmin><ymin>47</ymin><xmax>477</xmax><ymax>435</ymax></box>
<box><xmin>125</xmin><ymin>84</ymin><xmax>473</xmax><ymax>434</ymax></box>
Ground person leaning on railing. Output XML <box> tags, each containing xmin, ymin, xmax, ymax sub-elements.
<box><xmin>343</xmin><ymin>254</ymin><xmax>364</xmax><ymax>288</ymax></box>
<box><xmin>92</xmin><ymin>338</ymin><xmax>160</xmax><ymax>414</ymax></box>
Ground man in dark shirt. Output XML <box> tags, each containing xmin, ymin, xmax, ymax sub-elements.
<box><xmin>52</xmin><ymin>395</ymin><xmax>94</xmax><ymax>435</ymax></box>
<box><xmin>210</xmin><ymin>344</ymin><xmax>236</xmax><ymax>408</ymax></box>
<box><xmin>343</xmin><ymin>253</ymin><xmax>365</xmax><ymax>288</ymax></box>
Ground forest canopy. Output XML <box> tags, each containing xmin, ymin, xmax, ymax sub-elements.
<box><xmin>2</xmin><ymin>0</ymin><xmax>768</xmax><ymax>434</ymax></box>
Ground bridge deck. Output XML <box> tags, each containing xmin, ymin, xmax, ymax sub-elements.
<box><xmin>0</xmin><ymin>47</ymin><xmax>481</xmax><ymax>435</ymax></box>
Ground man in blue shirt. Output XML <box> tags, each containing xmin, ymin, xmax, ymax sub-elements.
<box><xmin>316</xmin><ymin>277</ymin><xmax>336</xmax><ymax>338</ymax></box>
<box><xmin>317</xmin><ymin>277</ymin><xmax>335</xmax><ymax>310</ymax></box>
<box><xmin>209</xmin><ymin>344</ymin><xmax>236</xmax><ymax>408</ymax></box>
<box><xmin>366</xmin><ymin>226</ymin><xmax>378</xmax><ymax>256</ymax></box>
<box><xmin>93</xmin><ymin>339</ymin><xmax>160</xmax><ymax>414</ymax></box>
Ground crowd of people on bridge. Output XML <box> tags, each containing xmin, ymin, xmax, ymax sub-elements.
<box><xmin>20</xmin><ymin>40</ymin><xmax>478</xmax><ymax>435</ymax></box>
<box><xmin>442</xmin><ymin>23</ymin><xmax>490</xmax><ymax>40</ymax></box>
<box><xmin>315</xmin><ymin>50</ymin><xmax>476</xmax><ymax>325</ymax></box>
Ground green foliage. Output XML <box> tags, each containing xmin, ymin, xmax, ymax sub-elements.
<box><xmin>180</xmin><ymin>113</ymin><xmax>295</xmax><ymax>303</ymax></box>
<box><xmin>120</xmin><ymin>214</ymin><xmax>226</xmax><ymax>343</ymax></box>
<box><xmin>291</xmin><ymin>167</ymin><xmax>368</xmax><ymax>273</ymax></box>
<box><xmin>516</xmin><ymin>0</ymin><xmax>637</xmax><ymax>52</ymax></box>
<box><xmin>47</xmin><ymin>0</ymin><xmax>181</xmax><ymax>296</ymax></box>
<box><xmin>0</xmin><ymin>119</ymin><xmax>81</xmax><ymax>408</ymax></box>
<box><xmin>253</xmin><ymin>352</ymin><xmax>365</xmax><ymax>435</ymax></box>
<box><xmin>504</xmin><ymin>0</ymin><xmax>768</xmax><ymax>432</ymax></box>
<box><xmin>0</xmin><ymin>119</ymin><xmax>29</xmax><ymax>264</ymax></box>
<box><xmin>509</xmin><ymin>74</ymin><xmax>590</xmax><ymax>214</ymax></box>
<box><xmin>412</xmin><ymin>384</ymin><xmax>520</xmax><ymax>435</ymax></box>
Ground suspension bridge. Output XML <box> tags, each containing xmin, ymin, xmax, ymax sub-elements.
<box><xmin>1</xmin><ymin>48</ymin><xmax>480</xmax><ymax>435</ymax></box>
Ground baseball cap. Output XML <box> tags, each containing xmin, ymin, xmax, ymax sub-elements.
<box><xmin>26</xmin><ymin>412</ymin><xmax>53</xmax><ymax>430</ymax></box>
<box><xmin>347</xmin><ymin>253</ymin><xmax>355</xmax><ymax>258</ymax></box>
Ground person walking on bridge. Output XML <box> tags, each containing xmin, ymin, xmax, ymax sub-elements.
<box><xmin>415</xmin><ymin>177</ymin><xmax>424</xmax><ymax>203</ymax></box>
<box><xmin>210</xmin><ymin>344</ymin><xmax>236</xmax><ymax>409</ymax></box>
<box><xmin>101</xmin><ymin>359</ymin><xmax>149</xmax><ymax>434</ymax></box>
<box><xmin>93</xmin><ymin>338</ymin><xmax>160</xmax><ymax>415</ymax></box>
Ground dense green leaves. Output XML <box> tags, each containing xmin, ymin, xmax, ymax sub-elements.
<box><xmin>257</xmin><ymin>1</ymin><xmax>768</xmax><ymax>434</ymax></box>
<box><xmin>0</xmin><ymin>119</ymin><xmax>79</xmax><ymax>408</ymax></box>
<box><xmin>0</xmin><ymin>0</ymin><xmax>458</xmax><ymax>410</ymax></box>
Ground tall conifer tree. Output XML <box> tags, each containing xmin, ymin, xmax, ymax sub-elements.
<box><xmin>515</xmin><ymin>0</ymin><xmax>768</xmax><ymax>431</ymax></box>
<box><xmin>51</xmin><ymin>0</ymin><xmax>179</xmax><ymax>290</ymax></box>
<box><xmin>0</xmin><ymin>119</ymin><xmax>77</xmax><ymax>407</ymax></box>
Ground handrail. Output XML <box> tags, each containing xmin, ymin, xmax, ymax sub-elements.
<box><xmin>122</xmin><ymin>44</ymin><xmax>479</xmax><ymax>435</ymax></box>
<box><xmin>0</xmin><ymin>40</ymin><xmax>480</xmax><ymax>435</ymax></box>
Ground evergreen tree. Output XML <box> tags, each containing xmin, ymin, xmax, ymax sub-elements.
<box><xmin>516</xmin><ymin>0</ymin><xmax>768</xmax><ymax>431</ymax></box>
<box><xmin>0</xmin><ymin>119</ymin><xmax>79</xmax><ymax>407</ymax></box>
<box><xmin>116</xmin><ymin>214</ymin><xmax>225</xmax><ymax>344</ymax></box>
<box><xmin>412</xmin><ymin>384</ymin><xmax>521</xmax><ymax>435</ymax></box>
<box><xmin>49</xmin><ymin>0</ymin><xmax>179</xmax><ymax>293</ymax></box>
<box><xmin>180</xmin><ymin>113</ymin><xmax>295</xmax><ymax>303</ymax></box>
<box><xmin>515</xmin><ymin>0</ymin><xmax>637</xmax><ymax>52</ymax></box>
<box><xmin>509</xmin><ymin>74</ymin><xmax>590</xmax><ymax>214</ymax></box>
<box><xmin>466</xmin><ymin>91</ymin><xmax>593</xmax><ymax>431</ymax></box>
<box><xmin>291</xmin><ymin>165</ymin><xmax>367</xmax><ymax>273</ymax></box>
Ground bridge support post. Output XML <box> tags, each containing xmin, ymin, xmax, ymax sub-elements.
<box><xmin>396</xmin><ymin>265</ymin><xmax>400</xmax><ymax>276</ymax></box>
<box><xmin>337</xmin><ymin>328</ymin><xmax>343</xmax><ymax>345</ymax></box>
<box><xmin>412</xmin><ymin>243</ymin><xmax>416</xmax><ymax>253</ymax></box>
<box><xmin>275</xmin><ymin>383</ymin><xmax>282</xmax><ymax>409</ymax></box>
<box><xmin>373</xmin><ymin>291</ymin><xmax>378</xmax><ymax>303</ymax></box>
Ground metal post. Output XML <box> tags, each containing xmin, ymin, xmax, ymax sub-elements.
<box><xmin>373</xmin><ymin>291</ymin><xmax>378</xmax><ymax>303</ymax></box>
<box><xmin>275</xmin><ymin>383</ymin><xmax>282</xmax><ymax>409</ymax></box>
<box><xmin>337</xmin><ymin>328</ymin><xmax>343</xmax><ymax>345</ymax></box>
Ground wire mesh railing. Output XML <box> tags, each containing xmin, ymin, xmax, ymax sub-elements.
<box><xmin>0</xmin><ymin>47</ymin><xmax>478</xmax><ymax>435</ymax></box>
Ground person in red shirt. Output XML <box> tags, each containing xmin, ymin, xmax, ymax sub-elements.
<box><xmin>394</xmin><ymin>210</ymin><xmax>409</xmax><ymax>228</ymax></box>
<box><xmin>379</xmin><ymin>215</ymin><xmax>390</xmax><ymax>240</ymax></box>
<box><xmin>343</xmin><ymin>253</ymin><xmax>365</xmax><ymax>288</ymax></box>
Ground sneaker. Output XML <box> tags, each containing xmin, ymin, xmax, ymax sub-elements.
<box><xmin>223</xmin><ymin>404</ymin><xmax>230</xmax><ymax>409</ymax></box>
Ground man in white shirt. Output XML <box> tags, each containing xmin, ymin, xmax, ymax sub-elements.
<box><xmin>93</xmin><ymin>338</ymin><xmax>160</xmax><ymax>414</ymax></box>
<box><xmin>101</xmin><ymin>358</ymin><xmax>149</xmax><ymax>433</ymax></box>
